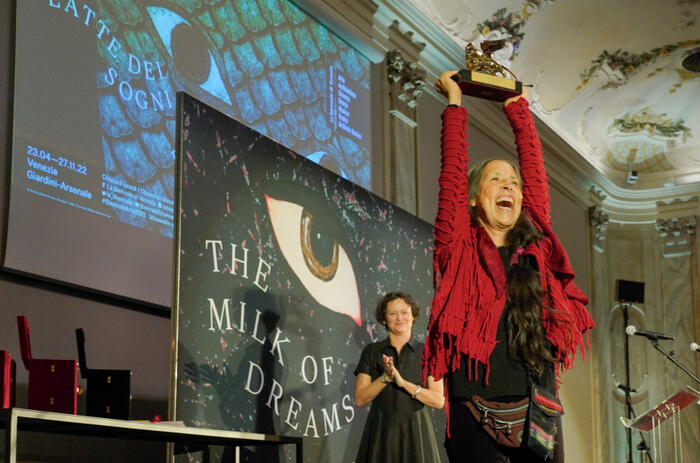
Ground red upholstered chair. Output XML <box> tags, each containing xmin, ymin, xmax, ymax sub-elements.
<box><xmin>17</xmin><ymin>316</ymin><xmax>78</xmax><ymax>414</ymax></box>
<box><xmin>1</xmin><ymin>350</ymin><xmax>16</xmax><ymax>409</ymax></box>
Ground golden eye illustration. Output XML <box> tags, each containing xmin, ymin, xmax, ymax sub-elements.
<box><xmin>300</xmin><ymin>209</ymin><xmax>339</xmax><ymax>281</ymax></box>
<box><xmin>266</xmin><ymin>195</ymin><xmax>361</xmax><ymax>326</ymax></box>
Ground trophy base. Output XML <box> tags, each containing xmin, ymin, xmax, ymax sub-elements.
<box><xmin>452</xmin><ymin>69</ymin><xmax>522</xmax><ymax>102</ymax></box>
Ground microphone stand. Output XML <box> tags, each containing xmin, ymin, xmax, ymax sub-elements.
<box><xmin>650</xmin><ymin>340</ymin><xmax>700</xmax><ymax>384</ymax></box>
<box><xmin>632</xmin><ymin>334</ymin><xmax>700</xmax><ymax>463</ymax></box>
<box><xmin>622</xmin><ymin>304</ymin><xmax>634</xmax><ymax>463</ymax></box>
<box><xmin>621</xmin><ymin>304</ymin><xmax>655</xmax><ymax>463</ymax></box>
<box><xmin>616</xmin><ymin>383</ymin><xmax>654</xmax><ymax>462</ymax></box>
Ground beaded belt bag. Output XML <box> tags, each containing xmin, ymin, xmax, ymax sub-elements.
<box><xmin>465</xmin><ymin>386</ymin><xmax>563</xmax><ymax>459</ymax></box>
<box><xmin>465</xmin><ymin>395</ymin><xmax>529</xmax><ymax>447</ymax></box>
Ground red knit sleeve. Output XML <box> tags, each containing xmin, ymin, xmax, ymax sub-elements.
<box><xmin>424</xmin><ymin>105</ymin><xmax>475</xmax><ymax>383</ymax></box>
<box><xmin>504</xmin><ymin>98</ymin><xmax>595</xmax><ymax>371</ymax></box>
<box><xmin>434</xmin><ymin>106</ymin><xmax>470</xmax><ymax>274</ymax></box>
<box><xmin>503</xmin><ymin>98</ymin><xmax>550</xmax><ymax>225</ymax></box>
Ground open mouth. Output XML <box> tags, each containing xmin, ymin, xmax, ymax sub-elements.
<box><xmin>496</xmin><ymin>198</ymin><xmax>513</xmax><ymax>209</ymax></box>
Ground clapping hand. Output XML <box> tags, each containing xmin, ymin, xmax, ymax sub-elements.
<box><xmin>382</xmin><ymin>354</ymin><xmax>393</xmax><ymax>379</ymax></box>
<box><xmin>382</xmin><ymin>354</ymin><xmax>405</xmax><ymax>387</ymax></box>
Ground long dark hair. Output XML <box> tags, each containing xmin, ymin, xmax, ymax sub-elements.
<box><xmin>504</xmin><ymin>214</ymin><xmax>556</xmax><ymax>375</ymax></box>
<box><xmin>469</xmin><ymin>158</ymin><xmax>555</xmax><ymax>375</ymax></box>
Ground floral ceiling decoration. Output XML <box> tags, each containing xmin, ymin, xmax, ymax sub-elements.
<box><xmin>604</xmin><ymin>108</ymin><xmax>691</xmax><ymax>174</ymax></box>
<box><xmin>676</xmin><ymin>0</ymin><xmax>699</xmax><ymax>30</ymax></box>
<box><xmin>408</xmin><ymin>0</ymin><xmax>554</xmax><ymax>69</ymax></box>
<box><xmin>577</xmin><ymin>41</ymin><xmax>699</xmax><ymax>89</ymax></box>
<box><xmin>471</xmin><ymin>2</ymin><xmax>555</xmax><ymax>68</ymax></box>
<box><xmin>408</xmin><ymin>0</ymin><xmax>700</xmax><ymax>192</ymax></box>
<box><xmin>474</xmin><ymin>8</ymin><xmax>525</xmax><ymax>60</ymax></box>
<box><xmin>611</xmin><ymin>108</ymin><xmax>691</xmax><ymax>142</ymax></box>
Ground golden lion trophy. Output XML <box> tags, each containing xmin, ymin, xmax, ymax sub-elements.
<box><xmin>451</xmin><ymin>40</ymin><xmax>522</xmax><ymax>101</ymax></box>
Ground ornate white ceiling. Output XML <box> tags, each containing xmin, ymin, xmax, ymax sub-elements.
<box><xmin>408</xmin><ymin>0</ymin><xmax>700</xmax><ymax>193</ymax></box>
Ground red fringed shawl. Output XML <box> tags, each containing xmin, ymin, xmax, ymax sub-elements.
<box><xmin>421</xmin><ymin>99</ymin><xmax>595</xmax><ymax>388</ymax></box>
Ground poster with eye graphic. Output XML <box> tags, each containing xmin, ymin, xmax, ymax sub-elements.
<box><xmin>7</xmin><ymin>0</ymin><xmax>372</xmax><ymax>308</ymax></box>
<box><xmin>173</xmin><ymin>93</ymin><xmax>445</xmax><ymax>463</ymax></box>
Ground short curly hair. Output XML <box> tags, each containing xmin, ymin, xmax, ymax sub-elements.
<box><xmin>375</xmin><ymin>292</ymin><xmax>420</xmax><ymax>326</ymax></box>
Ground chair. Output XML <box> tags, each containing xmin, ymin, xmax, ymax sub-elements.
<box><xmin>76</xmin><ymin>328</ymin><xmax>132</xmax><ymax>419</ymax></box>
<box><xmin>17</xmin><ymin>316</ymin><xmax>78</xmax><ymax>414</ymax></box>
<box><xmin>1</xmin><ymin>350</ymin><xmax>16</xmax><ymax>408</ymax></box>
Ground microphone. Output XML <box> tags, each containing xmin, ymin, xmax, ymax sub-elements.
<box><xmin>625</xmin><ymin>325</ymin><xmax>674</xmax><ymax>341</ymax></box>
<box><xmin>615</xmin><ymin>383</ymin><xmax>637</xmax><ymax>394</ymax></box>
<box><xmin>691</xmin><ymin>342</ymin><xmax>700</xmax><ymax>352</ymax></box>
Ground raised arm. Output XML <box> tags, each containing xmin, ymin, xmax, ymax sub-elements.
<box><xmin>504</xmin><ymin>94</ymin><xmax>595</xmax><ymax>363</ymax></box>
<box><xmin>503</xmin><ymin>94</ymin><xmax>551</xmax><ymax>225</ymax></box>
<box><xmin>433</xmin><ymin>71</ymin><xmax>471</xmax><ymax>273</ymax></box>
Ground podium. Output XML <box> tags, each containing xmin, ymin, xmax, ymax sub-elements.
<box><xmin>621</xmin><ymin>386</ymin><xmax>700</xmax><ymax>461</ymax></box>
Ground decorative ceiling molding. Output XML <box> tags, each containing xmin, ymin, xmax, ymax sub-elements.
<box><xmin>297</xmin><ymin>0</ymin><xmax>700</xmax><ymax>223</ymax></box>
<box><xmin>589</xmin><ymin>186</ymin><xmax>607</xmax><ymax>206</ymax></box>
<box><xmin>578</xmin><ymin>41</ymin><xmax>700</xmax><ymax>89</ymax></box>
<box><xmin>375</xmin><ymin>0</ymin><xmax>464</xmax><ymax>70</ymax></box>
<box><xmin>655</xmin><ymin>215</ymin><xmax>696</xmax><ymax>255</ymax></box>
<box><xmin>589</xmin><ymin>206</ymin><xmax>610</xmax><ymax>243</ymax></box>
<box><xmin>387</xmin><ymin>20</ymin><xmax>426</xmax><ymax>62</ymax></box>
<box><xmin>572</xmin><ymin>42</ymin><xmax>700</xmax><ymax>189</ymax></box>
<box><xmin>405</xmin><ymin>1</ymin><xmax>700</xmax><ymax>194</ymax></box>
<box><xmin>657</xmin><ymin>196</ymin><xmax>700</xmax><ymax>220</ymax></box>
<box><xmin>386</xmin><ymin>49</ymin><xmax>427</xmax><ymax>110</ymax></box>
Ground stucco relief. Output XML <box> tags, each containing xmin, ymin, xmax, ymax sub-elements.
<box><xmin>407</xmin><ymin>1</ymin><xmax>554</xmax><ymax>69</ymax></box>
<box><xmin>574</xmin><ymin>44</ymin><xmax>699</xmax><ymax>182</ymax></box>
<box><xmin>406</xmin><ymin>0</ymin><xmax>475</xmax><ymax>47</ymax></box>
<box><xmin>604</xmin><ymin>108</ymin><xmax>691</xmax><ymax>173</ymax></box>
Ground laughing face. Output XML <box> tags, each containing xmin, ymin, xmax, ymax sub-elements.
<box><xmin>470</xmin><ymin>160</ymin><xmax>523</xmax><ymax>242</ymax></box>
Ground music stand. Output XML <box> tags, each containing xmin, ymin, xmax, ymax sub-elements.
<box><xmin>621</xmin><ymin>386</ymin><xmax>700</xmax><ymax>462</ymax></box>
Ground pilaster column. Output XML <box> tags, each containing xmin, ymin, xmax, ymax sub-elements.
<box><xmin>385</xmin><ymin>49</ymin><xmax>426</xmax><ymax>214</ymax></box>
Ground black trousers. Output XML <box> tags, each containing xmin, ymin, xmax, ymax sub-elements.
<box><xmin>444</xmin><ymin>402</ymin><xmax>564</xmax><ymax>463</ymax></box>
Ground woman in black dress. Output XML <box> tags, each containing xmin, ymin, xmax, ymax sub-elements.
<box><xmin>354</xmin><ymin>292</ymin><xmax>445</xmax><ymax>463</ymax></box>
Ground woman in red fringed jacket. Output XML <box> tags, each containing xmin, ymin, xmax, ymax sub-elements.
<box><xmin>421</xmin><ymin>71</ymin><xmax>595</xmax><ymax>462</ymax></box>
